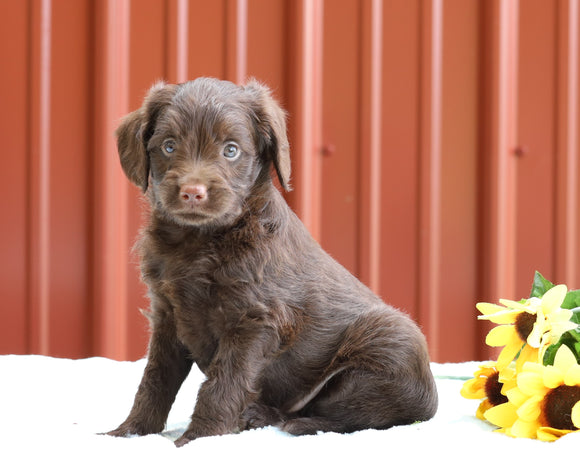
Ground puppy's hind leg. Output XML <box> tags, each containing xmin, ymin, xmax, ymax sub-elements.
<box><xmin>280</xmin><ymin>364</ymin><xmax>437</xmax><ymax>436</ymax></box>
<box><xmin>277</xmin><ymin>366</ymin><xmax>358</xmax><ymax>436</ymax></box>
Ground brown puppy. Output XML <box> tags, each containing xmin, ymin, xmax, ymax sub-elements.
<box><xmin>108</xmin><ymin>78</ymin><xmax>438</xmax><ymax>447</ymax></box>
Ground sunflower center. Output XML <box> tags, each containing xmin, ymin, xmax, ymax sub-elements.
<box><xmin>514</xmin><ymin>312</ymin><xmax>536</xmax><ymax>342</ymax></box>
<box><xmin>541</xmin><ymin>385</ymin><xmax>580</xmax><ymax>430</ymax></box>
<box><xmin>484</xmin><ymin>371</ymin><xmax>508</xmax><ymax>406</ymax></box>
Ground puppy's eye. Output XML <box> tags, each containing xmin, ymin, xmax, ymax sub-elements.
<box><xmin>162</xmin><ymin>140</ymin><xmax>176</xmax><ymax>155</ymax></box>
<box><xmin>223</xmin><ymin>143</ymin><xmax>240</xmax><ymax>160</ymax></box>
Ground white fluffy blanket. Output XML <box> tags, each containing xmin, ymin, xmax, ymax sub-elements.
<box><xmin>1</xmin><ymin>355</ymin><xmax>578</xmax><ymax>467</ymax></box>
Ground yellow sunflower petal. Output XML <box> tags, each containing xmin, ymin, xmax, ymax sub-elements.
<box><xmin>554</xmin><ymin>344</ymin><xmax>577</xmax><ymax>372</ymax></box>
<box><xmin>460</xmin><ymin>378</ymin><xmax>486</xmax><ymax>399</ymax></box>
<box><xmin>564</xmin><ymin>364</ymin><xmax>580</xmax><ymax>386</ymax></box>
<box><xmin>515</xmin><ymin>346</ymin><xmax>539</xmax><ymax>374</ymax></box>
<box><xmin>542</xmin><ymin>365</ymin><xmax>564</xmax><ymax>389</ymax></box>
<box><xmin>517</xmin><ymin>370</ymin><xmax>546</xmax><ymax>396</ymax></box>
<box><xmin>499</xmin><ymin>298</ymin><xmax>541</xmax><ymax>315</ymax></box>
<box><xmin>517</xmin><ymin>395</ymin><xmax>543</xmax><ymax>422</ymax></box>
<box><xmin>550</xmin><ymin>307</ymin><xmax>573</xmax><ymax>323</ymax></box>
<box><xmin>551</xmin><ymin>321</ymin><xmax>579</xmax><ymax>337</ymax></box>
<box><xmin>537</xmin><ymin>426</ymin><xmax>573</xmax><ymax>442</ymax></box>
<box><xmin>484</xmin><ymin>402</ymin><xmax>518</xmax><ymax>428</ymax></box>
<box><xmin>510</xmin><ymin>418</ymin><xmax>540</xmax><ymax>439</ymax></box>
<box><xmin>572</xmin><ymin>401</ymin><xmax>580</xmax><ymax>429</ymax></box>
<box><xmin>506</xmin><ymin>386</ymin><xmax>528</xmax><ymax>407</ymax></box>
<box><xmin>540</xmin><ymin>284</ymin><xmax>567</xmax><ymax>315</ymax></box>
<box><xmin>474</xmin><ymin>364</ymin><xmax>499</xmax><ymax>378</ymax></box>
<box><xmin>477</xmin><ymin>309</ymin><xmax>521</xmax><ymax>324</ymax></box>
<box><xmin>500</xmin><ymin>374</ymin><xmax>518</xmax><ymax>394</ymax></box>
<box><xmin>527</xmin><ymin>320</ymin><xmax>544</xmax><ymax>348</ymax></box>
<box><xmin>476</xmin><ymin>399</ymin><xmax>493</xmax><ymax>420</ymax></box>
<box><xmin>496</xmin><ymin>335</ymin><xmax>524</xmax><ymax>370</ymax></box>
<box><xmin>493</xmin><ymin>427</ymin><xmax>513</xmax><ymax>437</ymax></box>
<box><xmin>476</xmin><ymin>302</ymin><xmax>507</xmax><ymax>315</ymax></box>
<box><xmin>486</xmin><ymin>325</ymin><xmax>516</xmax><ymax>346</ymax></box>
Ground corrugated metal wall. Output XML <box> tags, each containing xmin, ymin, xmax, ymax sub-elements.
<box><xmin>1</xmin><ymin>0</ymin><xmax>579</xmax><ymax>363</ymax></box>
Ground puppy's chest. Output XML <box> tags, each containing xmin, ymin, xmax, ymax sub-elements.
<box><xmin>145</xmin><ymin>234</ymin><xmax>268</xmax><ymax>332</ymax></box>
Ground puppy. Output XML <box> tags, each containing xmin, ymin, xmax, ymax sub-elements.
<box><xmin>108</xmin><ymin>77</ymin><xmax>438</xmax><ymax>447</ymax></box>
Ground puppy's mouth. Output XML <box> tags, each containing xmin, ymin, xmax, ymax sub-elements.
<box><xmin>170</xmin><ymin>201</ymin><xmax>219</xmax><ymax>225</ymax></box>
<box><xmin>160</xmin><ymin>184</ymin><xmax>239</xmax><ymax>227</ymax></box>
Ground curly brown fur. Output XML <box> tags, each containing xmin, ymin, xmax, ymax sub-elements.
<box><xmin>107</xmin><ymin>77</ymin><xmax>438</xmax><ymax>447</ymax></box>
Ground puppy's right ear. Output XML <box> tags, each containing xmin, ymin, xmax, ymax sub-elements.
<box><xmin>116</xmin><ymin>82</ymin><xmax>177</xmax><ymax>192</ymax></box>
<box><xmin>116</xmin><ymin>107</ymin><xmax>149</xmax><ymax>191</ymax></box>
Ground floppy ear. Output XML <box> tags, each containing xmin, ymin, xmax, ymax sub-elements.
<box><xmin>116</xmin><ymin>107</ymin><xmax>148</xmax><ymax>191</ymax></box>
<box><xmin>116</xmin><ymin>82</ymin><xmax>177</xmax><ymax>192</ymax></box>
<box><xmin>244</xmin><ymin>79</ymin><xmax>291</xmax><ymax>191</ymax></box>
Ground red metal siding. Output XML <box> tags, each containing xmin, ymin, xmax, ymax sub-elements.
<box><xmin>0</xmin><ymin>0</ymin><xmax>29</xmax><ymax>354</ymax></box>
<box><xmin>1</xmin><ymin>0</ymin><xmax>579</xmax><ymax>363</ymax></box>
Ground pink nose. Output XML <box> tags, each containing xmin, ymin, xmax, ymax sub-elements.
<box><xmin>180</xmin><ymin>184</ymin><xmax>208</xmax><ymax>204</ymax></box>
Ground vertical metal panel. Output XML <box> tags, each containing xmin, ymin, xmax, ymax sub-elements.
<box><xmin>187</xmin><ymin>1</ymin><xmax>227</xmax><ymax>79</ymax></box>
<box><xmin>321</xmin><ymin>0</ymin><xmax>360</xmax><ymax>273</ymax></box>
<box><xmin>555</xmin><ymin>0</ymin><xmax>580</xmax><ymax>287</ymax></box>
<box><xmin>28</xmin><ymin>0</ymin><xmax>53</xmax><ymax>355</ymax></box>
<box><xmin>436</xmin><ymin>0</ymin><xmax>480</xmax><ymax>360</ymax></box>
<box><xmin>379</xmin><ymin>0</ymin><xmax>421</xmax><ymax>321</ymax></box>
<box><xmin>515</xmin><ymin>0</ymin><xmax>557</xmax><ymax>295</ymax></box>
<box><xmin>167</xmin><ymin>0</ymin><xmax>190</xmax><ymax>83</ymax></box>
<box><xmin>45</xmin><ymin>0</ymin><xmax>93</xmax><ymax>357</ymax></box>
<box><xmin>478</xmin><ymin>0</ymin><xmax>520</xmax><ymax>311</ymax></box>
<box><xmin>92</xmin><ymin>0</ymin><xmax>132</xmax><ymax>359</ymax></box>
<box><xmin>246</xmin><ymin>0</ymin><xmax>288</xmax><ymax>97</ymax></box>
<box><xmin>225</xmin><ymin>0</ymin><xmax>248</xmax><ymax>83</ymax></box>
<box><xmin>0</xmin><ymin>0</ymin><xmax>30</xmax><ymax>354</ymax></box>
<box><xmin>417</xmin><ymin>0</ymin><xmax>444</xmax><ymax>360</ymax></box>
<box><xmin>285</xmin><ymin>0</ymin><xmax>324</xmax><ymax>240</ymax></box>
<box><xmin>125</xmin><ymin>0</ymin><xmax>168</xmax><ymax>359</ymax></box>
<box><xmin>28</xmin><ymin>0</ymin><xmax>90</xmax><ymax>355</ymax></box>
<box><xmin>358</xmin><ymin>0</ymin><xmax>383</xmax><ymax>292</ymax></box>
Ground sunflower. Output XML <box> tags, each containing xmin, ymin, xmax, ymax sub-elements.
<box><xmin>477</xmin><ymin>284</ymin><xmax>576</xmax><ymax>374</ymax></box>
<box><xmin>484</xmin><ymin>345</ymin><xmax>580</xmax><ymax>440</ymax></box>
<box><xmin>460</xmin><ymin>363</ymin><xmax>516</xmax><ymax>420</ymax></box>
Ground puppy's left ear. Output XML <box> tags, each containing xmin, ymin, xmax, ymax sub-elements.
<box><xmin>245</xmin><ymin>79</ymin><xmax>291</xmax><ymax>191</ymax></box>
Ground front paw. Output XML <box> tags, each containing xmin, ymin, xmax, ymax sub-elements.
<box><xmin>174</xmin><ymin>432</ymin><xmax>195</xmax><ymax>447</ymax></box>
<box><xmin>105</xmin><ymin>420</ymin><xmax>164</xmax><ymax>438</ymax></box>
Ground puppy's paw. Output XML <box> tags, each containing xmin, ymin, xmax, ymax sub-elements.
<box><xmin>174</xmin><ymin>430</ymin><xmax>197</xmax><ymax>447</ymax></box>
<box><xmin>279</xmin><ymin>417</ymin><xmax>333</xmax><ymax>436</ymax></box>
<box><xmin>105</xmin><ymin>420</ymin><xmax>163</xmax><ymax>438</ymax></box>
<box><xmin>240</xmin><ymin>403</ymin><xmax>284</xmax><ymax>430</ymax></box>
<box><xmin>105</xmin><ymin>426</ymin><xmax>133</xmax><ymax>438</ymax></box>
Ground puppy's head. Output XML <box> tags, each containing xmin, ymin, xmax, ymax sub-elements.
<box><xmin>116</xmin><ymin>77</ymin><xmax>290</xmax><ymax>228</ymax></box>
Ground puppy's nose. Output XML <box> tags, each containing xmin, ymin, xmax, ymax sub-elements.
<box><xmin>180</xmin><ymin>184</ymin><xmax>208</xmax><ymax>205</ymax></box>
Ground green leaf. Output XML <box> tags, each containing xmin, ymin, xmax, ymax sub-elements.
<box><xmin>574</xmin><ymin>342</ymin><xmax>580</xmax><ymax>362</ymax></box>
<box><xmin>567</xmin><ymin>326</ymin><xmax>580</xmax><ymax>342</ymax></box>
<box><xmin>562</xmin><ymin>290</ymin><xmax>580</xmax><ymax>310</ymax></box>
<box><xmin>543</xmin><ymin>343</ymin><xmax>560</xmax><ymax>366</ymax></box>
<box><xmin>530</xmin><ymin>271</ymin><xmax>555</xmax><ymax>299</ymax></box>
<box><xmin>544</xmin><ymin>328</ymin><xmax>580</xmax><ymax>366</ymax></box>
<box><xmin>571</xmin><ymin>308</ymin><xmax>580</xmax><ymax>325</ymax></box>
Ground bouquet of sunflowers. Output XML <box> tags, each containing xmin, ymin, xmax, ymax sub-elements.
<box><xmin>461</xmin><ymin>271</ymin><xmax>580</xmax><ymax>441</ymax></box>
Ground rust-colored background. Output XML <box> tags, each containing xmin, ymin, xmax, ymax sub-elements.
<box><xmin>1</xmin><ymin>0</ymin><xmax>579</xmax><ymax>363</ymax></box>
